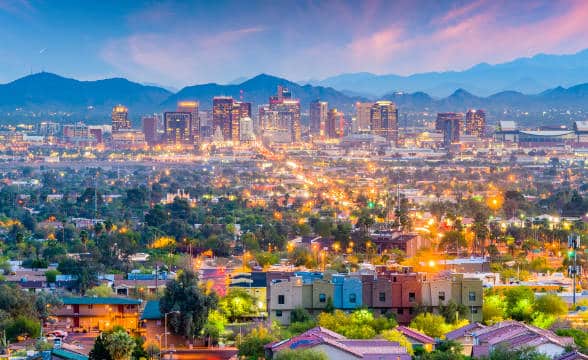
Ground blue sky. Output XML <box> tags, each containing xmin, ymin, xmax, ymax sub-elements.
<box><xmin>1</xmin><ymin>0</ymin><xmax>588</xmax><ymax>89</ymax></box>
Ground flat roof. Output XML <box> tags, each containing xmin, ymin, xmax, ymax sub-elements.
<box><xmin>62</xmin><ymin>297</ymin><xmax>141</xmax><ymax>305</ymax></box>
<box><xmin>519</xmin><ymin>130</ymin><xmax>574</xmax><ymax>136</ymax></box>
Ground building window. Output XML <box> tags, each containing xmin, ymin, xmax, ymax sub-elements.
<box><xmin>472</xmin><ymin>308</ymin><xmax>479</xmax><ymax>314</ymax></box>
<box><xmin>397</xmin><ymin>308</ymin><xmax>404</xmax><ymax>315</ymax></box>
<box><xmin>349</xmin><ymin>293</ymin><xmax>357</xmax><ymax>303</ymax></box>
<box><xmin>469</xmin><ymin>291</ymin><xmax>476</xmax><ymax>302</ymax></box>
<box><xmin>87</xmin><ymin>305</ymin><xmax>93</xmax><ymax>309</ymax></box>
<box><xmin>409</xmin><ymin>307</ymin><xmax>415</xmax><ymax>315</ymax></box>
<box><xmin>393</xmin><ymin>276</ymin><xmax>397</xmax><ymax>282</ymax></box>
<box><xmin>319</xmin><ymin>293</ymin><xmax>326</xmax><ymax>303</ymax></box>
<box><xmin>408</xmin><ymin>292</ymin><xmax>416</xmax><ymax>302</ymax></box>
<box><xmin>379</xmin><ymin>292</ymin><xmax>386</xmax><ymax>302</ymax></box>
<box><xmin>438</xmin><ymin>291</ymin><xmax>445</xmax><ymax>301</ymax></box>
<box><xmin>278</xmin><ymin>295</ymin><xmax>285</xmax><ymax>305</ymax></box>
<box><xmin>276</xmin><ymin>310</ymin><xmax>282</xmax><ymax>317</ymax></box>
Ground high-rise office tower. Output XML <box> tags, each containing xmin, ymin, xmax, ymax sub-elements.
<box><xmin>326</xmin><ymin>108</ymin><xmax>344</xmax><ymax>139</ymax></box>
<box><xmin>442</xmin><ymin>116</ymin><xmax>461</xmax><ymax>147</ymax></box>
<box><xmin>213</xmin><ymin>97</ymin><xmax>234</xmax><ymax>141</ymax></box>
<box><xmin>269</xmin><ymin>87</ymin><xmax>301</xmax><ymax>142</ymax></box>
<box><xmin>164</xmin><ymin>112</ymin><xmax>192</xmax><ymax>145</ymax></box>
<box><xmin>356</xmin><ymin>102</ymin><xmax>373</xmax><ymax>132</ymax></box>
<box><xmin>177</xmin><ymin>101</ymin><xmax>200</xmax><ymax>143</ymax></box>
<box><xmin>436</xmin><ymin>112</ymin><xmax>463</xmax><ymax>132</ymax></box>
<box><xmin>310</xmin><ymin>100</ymin><xmax>328</xmax><ymax>137</ymax></box>
<box><xmin>111</xmin><ymin>105</ymin><xmax>130</xmax><ymax>131</ymax></box>
<box><xmin>142</xmin><ymin>116</ymin><xmax>158</xmax><ymax>145</ymax></box>
<box><xmin>212</xmin><ymin>97</ymin><xmax>249</xmax><ymax>142</ymax></box>
<box><xmin>239</xmin><ymin>117</ymin><xmax>255</xmax><ymax>142</ymax></box>
<box><xmin>370</xmin><ymin>101</ymin><xmax>398</xmax><ymax>144</ymax></box>
<box><xmin>465</xmin><ymin>109</ymin><xmax>486</xmax><ymax>137</ymax></box>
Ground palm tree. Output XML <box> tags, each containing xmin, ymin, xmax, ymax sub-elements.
<box><xmin>104</xmin><ymin>330</ymin><xmax>136</xmax><ymax>360</ymax></box>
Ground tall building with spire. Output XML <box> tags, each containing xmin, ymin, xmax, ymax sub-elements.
<box><xmin>111</xmin><ymin>105</ymin><xmax>130</xmax><ymax>131</ymax></box>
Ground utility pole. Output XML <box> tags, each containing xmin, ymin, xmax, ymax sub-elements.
<box><xmin>568</xmin><ymin>233</ymin><xmax>580</xmax><ymax>308</ymax></box>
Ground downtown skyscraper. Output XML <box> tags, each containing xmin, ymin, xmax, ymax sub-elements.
<box><xmin>111</xmin><ymin>105</ymin><xmax>130</xmax><ymax>132</ymax></box>
<box><xmin>370</xmin><ymin>101</ymin><xmax>398</xmax><ymax>145</ymax></box>
<box><xmin>310</xmin><ymin>100</ymin><xmax>328</xmax><ymax>138</ymax></box>
<box><xmin>212</xmin><ymin>97</ymin><xmax>250</xmax><ymax>143</ymax></box>
<box><xmin>465</xmin><ymin>109</ymin><xmax>486</xmax><ymax>137</ymax></box>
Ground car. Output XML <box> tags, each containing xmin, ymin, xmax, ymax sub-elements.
<box><xmin>48</xmin><ymin>330</ymin><xmax>68</xmax><ymax>339</ymax></box>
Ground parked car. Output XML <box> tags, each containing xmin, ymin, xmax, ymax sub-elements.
<box><xmin>47</xmin><ymin>330</ymin><xmax>68</xmax><ymax>339</ymax></box>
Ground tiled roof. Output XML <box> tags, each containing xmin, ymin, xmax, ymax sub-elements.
<box><xmin>445</xmin><ymin>322</ymin><xmax>486</xmax><ymax>340</ymax></box>
<box><xmin>396</xmin><ymin>326</ymin><xmax>436</xmax><ymax>344</ymax></box>
<box><xmin>62</xmin><ymin>297</ymin><xmax>141</xmax><ymax>305</ymax></box>
<box><xmin>556</xmin><ymin>351</ymin><xmax>588</xmax><ymax>360</ymax></box>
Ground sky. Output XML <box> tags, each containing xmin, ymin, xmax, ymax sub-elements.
<box><xmin>1</xmin><ymin>0</ymin><xmax>588</xmax><ymax>89</ymax></box>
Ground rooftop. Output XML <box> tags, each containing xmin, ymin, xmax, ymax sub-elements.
<box><xmin>62</xmin><ymin>297</ymin><xmax>141</xmax><ymax>305</ymax></box>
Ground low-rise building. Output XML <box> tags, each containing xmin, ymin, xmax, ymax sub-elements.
<box><xmin>55</xmin><ymin>297</ymin><xmax>141</xmax><ymax>332</ymax></box>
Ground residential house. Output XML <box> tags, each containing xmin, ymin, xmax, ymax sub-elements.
<box><xmin>55</xmin><ymin>297</ymin><xmax>141</xmax><ymax>332</ymax></box>
<box><xmin>444</xmin><ymin>322</ymin><xmax>487</xmax><ymax>356</ymax></box>
<box><xmin>470</xmin><ymin>321</ymin><xmax>574</xmax><ymax>359</ymax></box>
<box><xmin>396</xmin><ymin>326</ymin><xmax>436</xmax><ymax>352</ymax></box>
<box><xmin>332</xmin><ymin>274</ymin><xmax>362</xmax><ymax>310</ymax></box>
<box><xmin>265</xmin><ymin>327</ymin><xmax>411</xmax><ymax>360</ymax></box>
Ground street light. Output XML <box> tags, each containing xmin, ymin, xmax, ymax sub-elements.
<box><xmin>164</xmin><ymin>311</ymin><xmax>180</xmax><ymax>359</ymax></box>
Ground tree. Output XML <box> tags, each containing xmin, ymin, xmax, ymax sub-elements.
<box><xmin>483</xmin><ymin>295</ymin><xmax>506</xmax><ymax>325</ymax></box>
<box><xmin>160</xmin><ymin>270</ymin><xmax>218</xmax><ymax>339</ymax></box>
<box><xmin>381</xmin><ymin>329</ymin><xmax>414</xmax><ymax>355</ymax></box>
<box><xmin>317</xmin><ymin>309</ymin><xmax>396</xmax><ymax>339</ymax></box>
<box><xmin>104</xmin><ymin>330</ymin><xmax>136</xmax><ymax>360</ymax></box>
<box><xmin>291</xmin><ymin>307</ymin><xmax>312</xmax><ymax>323</ymax></box>
<box><xmin>202</xmin><ymin>310</ymin><xmax>226</xmax><ymax>345</ymax></box>
<box><xmin>533</xmin><ymin>294</ymin><xmax>568</xmax><ymax>316</ymax></box>
<box><xmin>5</xmin><ymin>316</ymin><xmax>41</xmax><ymax>341</ymax></box>
<box><xmin>439</xmin><ymin>231</ymin><xmax>467</xmax><ymax>255</ymax></box>
<box><xmin>409</xmin><ymin>313</ymin><xmax>468</xmax><ymax>339</ymax></box>
<box><xmin>238</xmin><ymin>325</ymin><xmax>277</xmax><ymax>360</ymax></box>
<box><xmin>438</xmin><ymin>300</ymin><xmax>468</xmax><ymax>324</ymax></box>
<box><xmin>89</xmin><ymin>333</ymin><xmax>113</xmax><ymax>360</ymax></box>
<box><xmin>219</xmin><ymin>289</ymin><xmax>256</xmax><ymax>323</ymax></box>
<box><xmin>85</xmin><ymin>284</ymin><xmax>114</xmax><ymax>298</ymax></box>
<box><xmin>45</xmin><ymin>269</ymin><xmax>60</xmax><ymax>283</ymax></box>
<box><xmin>504</xmin><ymin>287</ymin><xmax>535</xmax><ymax>321</ymax></box>
<box><xmin>274</xmin><ymin>349</ymin><xmax>328</xmax><ymax>360</ymax></box>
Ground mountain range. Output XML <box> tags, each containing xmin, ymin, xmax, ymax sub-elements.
<box><xmin>312</xmin><ymin>49</ymin><xmax>588</xmax><ymax>97</ymax></box>
<box><xmin>3</xmin><ymin>71</ymin><xmax>588</xmax><ymax>125</ymax></box>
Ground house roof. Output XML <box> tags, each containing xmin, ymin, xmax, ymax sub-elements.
<box><xmin>556</xmin><ymin>351</ymin><xmax>588</xmax><ymax>360</ymax></box>
<box><xmin>265</xmin><ymin>326</ymin><xmax>410</xmax><ymax>359</ymax></box>
<box><xmin>445</xmin><ymin>322</ymin><xmax>486</xmax><ymax>341</ymax></box>
<box><xmin>62</xmin><ymin>297</ymin><xmax>141</xmax><ymax>305</ymax></box>
<box><xmin>52</xmin><ymin>349</ymin><xmax>89</xmax><ymax>360</ymax></box>
<box><xmin>141</xmin><ymin>300</ymin><xmax>162</xmax><ymax>320</ymax></box>
<box><xmin>396</xmin><ymin>326</ymin><xmax>435</xmax><ymax>344</ymax></box>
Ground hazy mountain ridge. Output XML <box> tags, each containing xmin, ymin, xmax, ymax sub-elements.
<box><xmin>3</xmin><ymin>72</ymin><xmax>588</xmax><ymax>125</ymax></box>
<box><xmin>314</xmin><ymin>49</ymin><xmax>588</xmax><ymax>97</ymax></box>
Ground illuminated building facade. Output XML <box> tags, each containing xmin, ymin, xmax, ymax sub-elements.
<box><xmin>111</xmin><ymin>105</ymin><xmax>130</xmax><ymax>131</ymax></box>
<box><xmin>441</xmin><ymin>115</ymin><xmax>461</xmax><ymax>147</ymax></box>
<box><xmin>435</xmin><ymin>112</ymin><xmax>463</xmax><ymax>132</ymax></box>
<box><xmin>213</xmin><ymin>97</ymin><xmax>248</xmax><ymax>142</ymax></box>
<box><xmin>177</xmin><ymin>101</ymin><xmax>200</xmax><ymax>143</ymax></box>
<box><xmin>465</xmin><ymin>109</ymin><xmax>486</xmax><ymax>137</ymax></box>
<box><xmin>164</xmin><ymin>112</ymin><xmax>192</xmax><ymax>145</ymax></box>
<box><xmin>142</xmin><ymin>116</ymin><xmax>158</xmax><ymax>145</ymax></box>
<box><xmin>326</xmin><ymin>108</ymin><xmax>344</xmax><ymax>139</ymax></box>
<box><xmin>269</xmin><ymin>86</ymin><xmax>301</xmax><ymax>142</ymax></box>
<box><xmin>356</xmin><ymin>102</ymin><xmax>373</xmax><ymax>131</ymax></box>
<box><xmin>309</xmin><ymin>100</ymin><xmax>328</xmax><ymax>137</ymax></box>
<box><xmin>370</xmin><ymin>101</ymin><xmax>398</xmax><ymax>144</ymax></box>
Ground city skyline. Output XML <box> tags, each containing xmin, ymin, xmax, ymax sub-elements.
<box><xmin>2</xmin><ymin>0</ymin><xmax>588</xmax><ymax>89</ymax></box>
